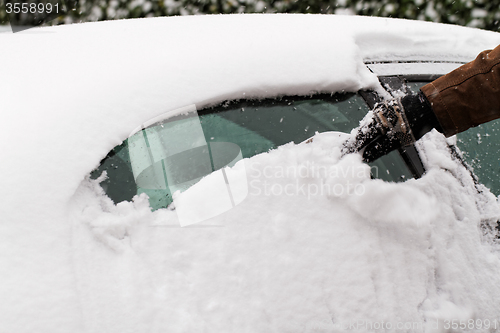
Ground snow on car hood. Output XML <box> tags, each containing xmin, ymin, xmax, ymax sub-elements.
<box><xmin>1</xmin><ymin>14</ymin><xmax>500</xmax><ymax>332</ymax></box>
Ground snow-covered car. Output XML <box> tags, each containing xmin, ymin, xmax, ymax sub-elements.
<box><xmin>2</xmin><ymin>14</ymin><xmax>500</xmax><ymax>333</ymax></box>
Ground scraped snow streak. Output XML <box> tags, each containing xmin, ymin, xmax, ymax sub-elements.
<box><xmin>1</xmin><ymin>14</ymin><xmax>500</xmax><ymax>333</ymax></box>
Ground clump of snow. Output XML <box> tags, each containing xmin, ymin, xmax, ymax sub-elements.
<box><xmin>67</xmin><ymin>131</ymin><xmax>500</xmax><ymax>332</ymax></box>
<box><xmin>70</xmin><ymin>172</ymin><xmax>154</xmax><ymax>253</ymax></box>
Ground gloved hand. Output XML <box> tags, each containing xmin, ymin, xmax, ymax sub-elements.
<box><xmin>342</xmin><ymin>91</ymin><xmax>443</xmax><ymax>162</ymax></box>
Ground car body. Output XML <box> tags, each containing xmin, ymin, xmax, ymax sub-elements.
<box><xmin>1</xmin><ymin>14</ymin><xmax>500</xmax><ymax>332</ymax></box>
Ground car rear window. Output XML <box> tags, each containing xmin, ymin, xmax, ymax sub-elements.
<box><xmin>91</xmin><ymin>93</ymin><xmax>413</xmax><ymax>210</ymax></box>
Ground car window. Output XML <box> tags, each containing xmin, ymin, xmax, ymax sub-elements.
<box><xmin>91</xmin><ymin>93</ymin><xmax>413</xmax><ymax>210</ymax></box>
<box><xmin>455</xmin><ymin>121</ymin><xmax>500</xmax><ymax>196</ymax></box>
<box><xmin>408</xmin><ymin>81</ymin><xmax>500</xmax><ymax>196</ymax></box>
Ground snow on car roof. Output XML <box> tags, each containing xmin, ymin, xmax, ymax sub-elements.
<box><xmin>1</xmin><ymin>15</ymin><xmax>500</xmax><ymax>332</ymax></box>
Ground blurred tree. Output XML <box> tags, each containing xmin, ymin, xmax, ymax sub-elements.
<box><xmin>343</xmin><ymin>0</ymin><xmax>500</xmax><ymax>32</ymax></box>
<box><xmin>1</xmin><ymin>0</ymin><xmax>499</xmax><ymax>32</ymax></box>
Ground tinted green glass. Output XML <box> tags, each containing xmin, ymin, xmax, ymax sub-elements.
<box><xmin>456</xmin><ymin>120</ymin><xmax>500</xmax><ymax>196</ymax></box>
<box><xmin>91</xmin><ymin>94</ymin><xmax>413</xmax><ymax>209</ymax></box>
